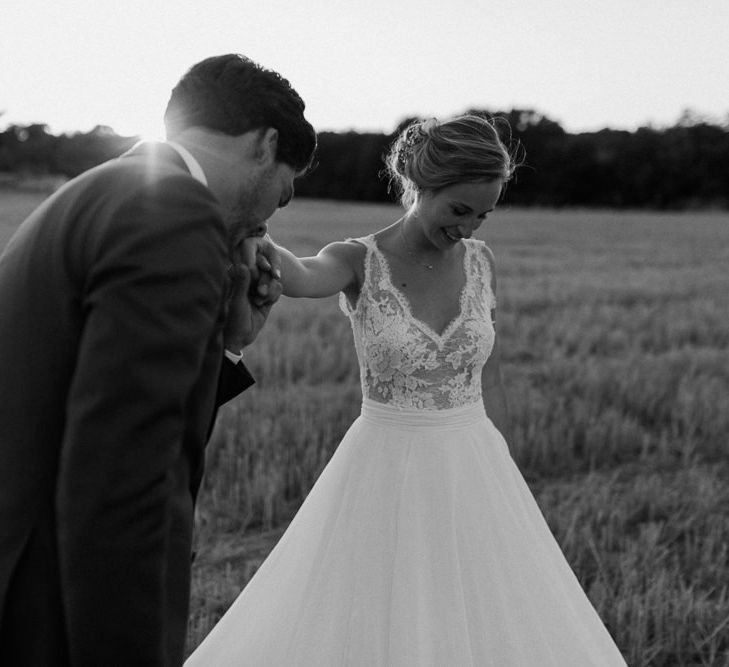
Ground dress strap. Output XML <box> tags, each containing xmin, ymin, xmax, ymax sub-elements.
<box><xmin>465</xmin><ymin>239</ymin><xmax>497</xmax><ymax>310</ymax></box>
<box><xmin>343</xmin><ymin>234</ymin><xmax>375</xmax><ymax>252</ymax></box>
<box><xmin>339</xmin><ymin>235</ymin><xmax>376</xmax><ymax>316</ymax></box>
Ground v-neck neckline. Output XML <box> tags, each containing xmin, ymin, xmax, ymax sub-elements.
<box><xmin>370</xmin><ymin>235</ymin><xmax>471</xmax><ymax>343</ymax></box>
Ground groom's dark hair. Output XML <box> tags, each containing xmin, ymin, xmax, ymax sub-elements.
<box><xmin>164</xmin><ymin>54</ymin><xmax>317</xmax><ymax>171</ymax></box>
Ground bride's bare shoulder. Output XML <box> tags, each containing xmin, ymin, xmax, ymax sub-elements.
<box><xmin>315</xmin><ymin>238</ymin><xmax>369</xmax><ymax>289</ymax></box>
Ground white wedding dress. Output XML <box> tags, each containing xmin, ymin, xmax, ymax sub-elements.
<box><xmin>186</xmin><ymin>235</ymin><xmax>627</xmax><ymax>666</ymax></box>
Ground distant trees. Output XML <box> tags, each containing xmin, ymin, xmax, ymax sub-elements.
<box><xmin>294</xmin><ymin>108</ymin><xmax>729</xmax><ymax>210</ymax></box>
<box><xmin>0</xmin><ymin>124</ymin><xmax>137</xmax><ymax>177</ymax></box>
<box><xmin>1</xmin><ymin>110</ymin><xmax>728</xmax><ymax>209</ymax></box>
<box><xmin>296</xmin><ymin>131</ymin><xmax>393</xmax><ymax>201</ymax></box>
<box><xmin>527</xmin><ymin>120</ymin><xmax>729</xmax><ymax>208</ymax></box>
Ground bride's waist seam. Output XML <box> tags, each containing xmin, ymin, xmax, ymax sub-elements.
<box><xmin>359</xmin><ymin>398</ymin><xmax>487</xmax><ymax>429</ymax></box>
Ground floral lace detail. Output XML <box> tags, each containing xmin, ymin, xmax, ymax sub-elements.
<box><xmin>339</xmin><ymin>235</ymin><xmax>496</xmax><ymax>410</ymax></box>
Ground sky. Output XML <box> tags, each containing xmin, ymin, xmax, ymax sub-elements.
<box><xmin>2</xmin><ymin>0</ymin><xmax>728</xmax><ymax>139</ymax></box>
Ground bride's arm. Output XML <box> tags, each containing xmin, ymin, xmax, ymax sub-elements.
<box><xmin>275</xmin><ymin>240</ymin><xmax>361</xmax><ymax>298</ymax></box>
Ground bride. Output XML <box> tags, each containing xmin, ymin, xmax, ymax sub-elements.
<box><xmin>185</xmin><ymin>115</ymin><xmax>627</xmax><ymax>666</ymax></box>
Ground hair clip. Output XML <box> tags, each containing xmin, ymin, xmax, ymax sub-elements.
<box><xmin>397</xmin><ymin>124</ymin><xmax>426</xmax><ymax>170</ymax></box>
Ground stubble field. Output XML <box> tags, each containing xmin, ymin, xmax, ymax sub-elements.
<box><xmin>2</xmin><ymin>191</ymin><xmax>728</xmax><ymax>666</ymax></box>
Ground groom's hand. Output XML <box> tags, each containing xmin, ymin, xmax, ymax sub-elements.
<box><xmin>223</xmin><ymin>238</ymin><xmax>282</xmax><ymax>350</ymax></box>
<box><xmin>245</xmin><ymin>235</ymin><xmax>283</xmax><ymax>307</ymax></box>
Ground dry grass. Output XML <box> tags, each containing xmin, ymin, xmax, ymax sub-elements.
<box><xmin>0</xmin><ymin>188</ymin><xmax>48</xmax><ymax>248</ymax></box>
<box><xmin>3</xmin><ymin>193</ymin><xmax>728</xmax><ymax>665</ymax></box>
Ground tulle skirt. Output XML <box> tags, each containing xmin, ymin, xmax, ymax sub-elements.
<box><xmin>186</xmin><ymin>399</ymin><xmax>626</xmax><ymax>666</ymax></box>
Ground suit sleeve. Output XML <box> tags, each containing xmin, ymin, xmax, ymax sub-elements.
<box><xmin>55</xmin><ymin>175</ymin><xmax>228</xmax><ymax>664</ymax></box>
<box><xmin>217</xmin><ymin>357</ymin><xmax>255</xmax><ymax>407</ymax></box>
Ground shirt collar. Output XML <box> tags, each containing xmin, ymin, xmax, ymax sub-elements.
<box><xmin>164</xmin><ymin>140</ymin><xmax>208</xmax><ymax>186</ymax></box>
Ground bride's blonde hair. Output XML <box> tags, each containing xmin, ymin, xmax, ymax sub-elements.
<box><xmin>385</xmin><ymin>114</ymin><xmax>520</xmax><ymax>209</ymax></box>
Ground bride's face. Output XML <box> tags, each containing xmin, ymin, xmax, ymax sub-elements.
<box><xmin>414</xmin><ymin>179</ymin><xmax>503</xmax><ymax>249</ymax></box>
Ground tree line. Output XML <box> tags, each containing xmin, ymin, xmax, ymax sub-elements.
<box><xmin>1</xmin><ymin>109</ymin><xmax>727</xmax><ymax>209</ymax></box>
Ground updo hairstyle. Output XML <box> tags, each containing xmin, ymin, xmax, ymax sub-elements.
<box><xmin>385</xmin><ymin>114</ymin><xmax>518</xmax><ymax>209</ymax></box>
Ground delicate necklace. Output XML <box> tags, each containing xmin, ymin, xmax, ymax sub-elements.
<box><xmin>399</xmin><ymin>223</ymin><xmax>437</xmax><ymax>270</ymax></box>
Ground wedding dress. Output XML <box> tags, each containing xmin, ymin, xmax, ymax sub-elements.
<box><xmin>185</xmin><ymin>235</ymin><xmax>627</xmax><ymax>666</ymax></box>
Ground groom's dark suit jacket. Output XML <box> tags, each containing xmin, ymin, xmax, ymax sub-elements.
<box><xmin>0</xmin><ymin>143</ymin><xmax>253</xmax><ymax>666</ymax></box>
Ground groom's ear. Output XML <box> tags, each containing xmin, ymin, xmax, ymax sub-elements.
<box><xmin>252</xmin><ymin>127</ymin><xmax>279</xmax><ymax>165</ymax></box>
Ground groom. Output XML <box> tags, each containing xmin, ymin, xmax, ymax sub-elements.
<box><xmin>0</xmin><ymin>54</ymin><xmax>316</xmax><ymax>665</ymax></box>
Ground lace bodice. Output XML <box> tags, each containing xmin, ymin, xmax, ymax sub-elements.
<box><xmin>339</xmin><ymin>235</ymin><xmax>496</xmax><ymax>410</ymax></box>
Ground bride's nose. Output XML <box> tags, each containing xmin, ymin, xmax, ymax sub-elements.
<box><xmin>464</xmin><ymin>217</ymin><xmax>486</xmax><ymax>237</ymax></box>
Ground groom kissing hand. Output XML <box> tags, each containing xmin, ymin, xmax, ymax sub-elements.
<box><xmin>224</xmin><ymin>235</ymin><xmax>284</xmax><ymax>351</ymax></box>
<box><xmin>0</xmin><ymin>54</ymin><xmax>315</xmax><ymax>667</ymax></box>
